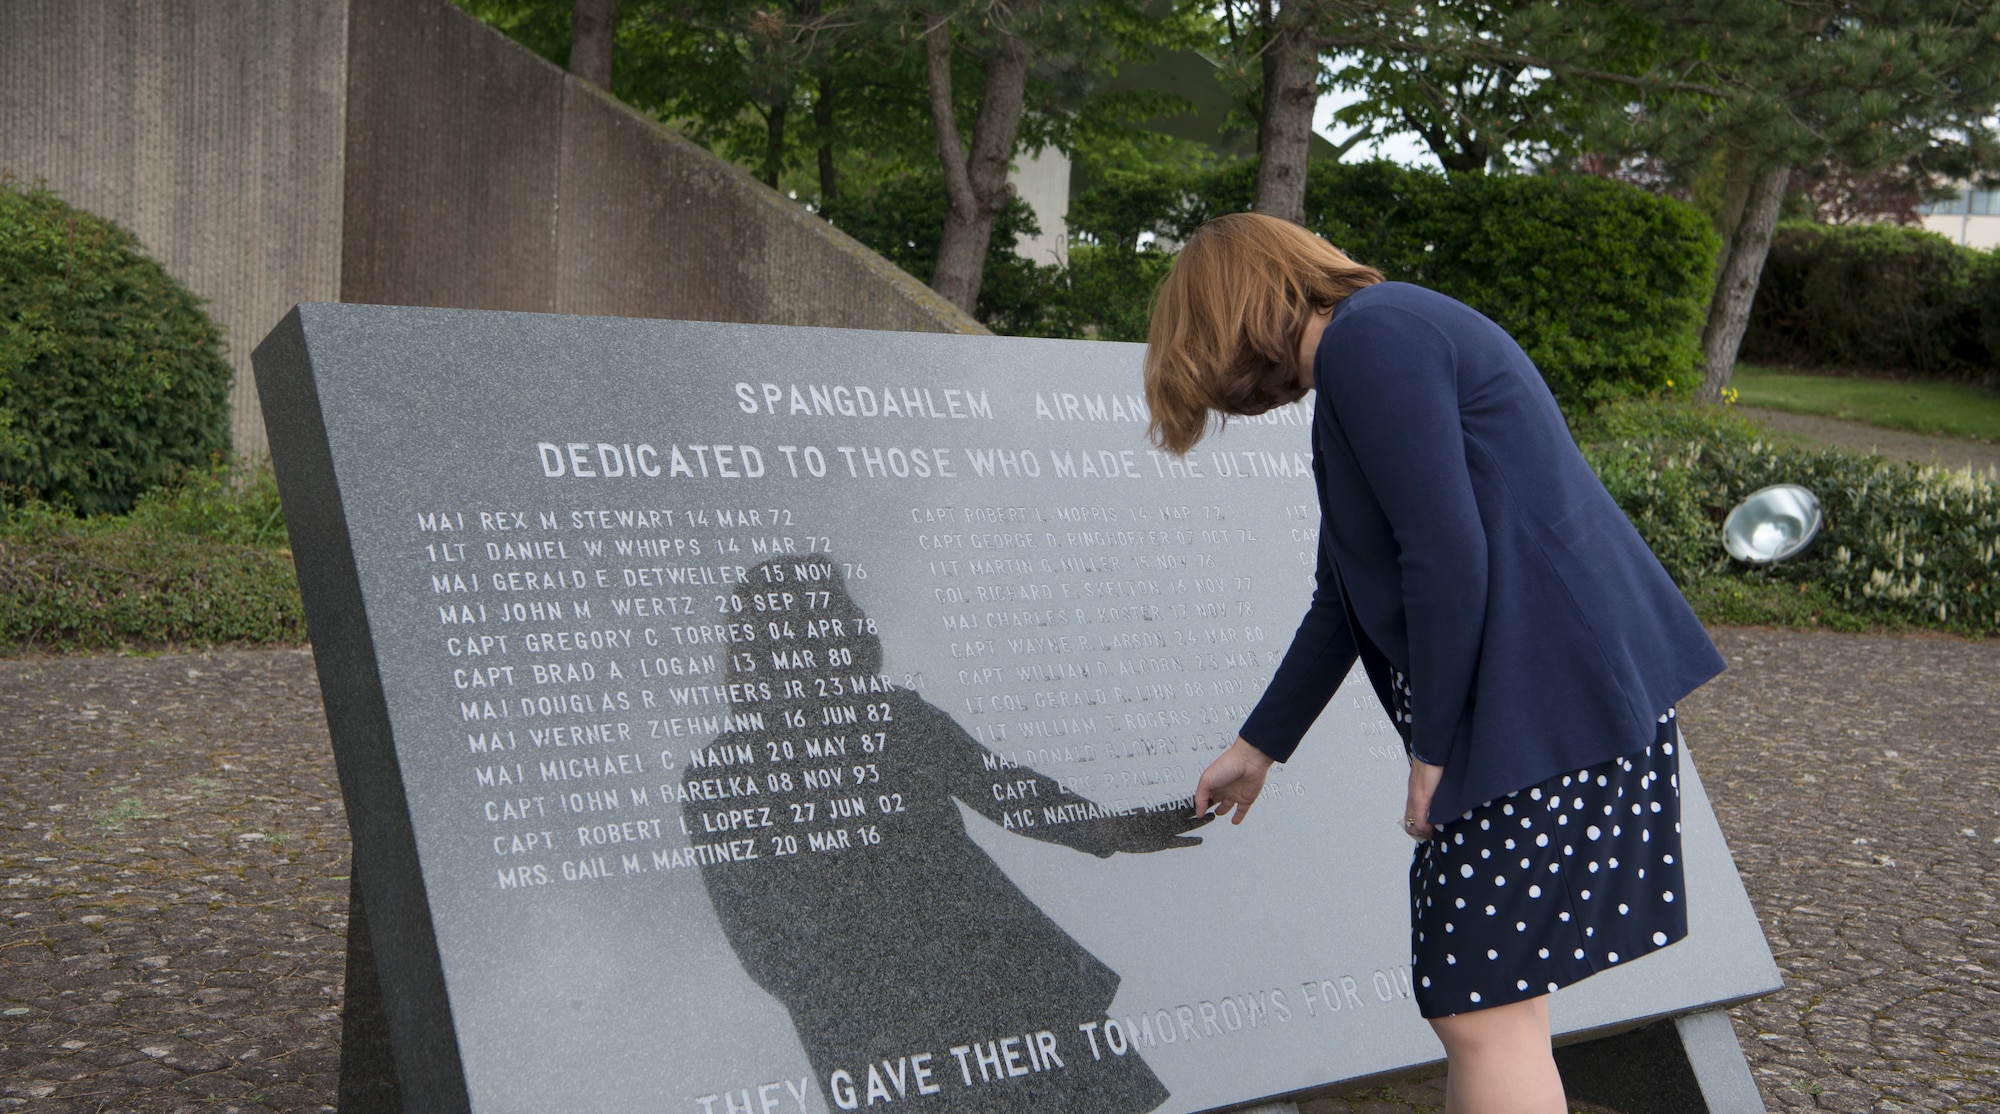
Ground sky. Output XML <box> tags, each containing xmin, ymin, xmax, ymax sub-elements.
<box><xmin>1316</xmin><ymin>85</ymin><xmax>1438</xmax><ymax>168</ymax></box>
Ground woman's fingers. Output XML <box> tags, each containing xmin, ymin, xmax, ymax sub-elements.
<box><xmin>1194</xmin><ymin>772</ymin><xmax>1229</xmax><ymax>818</ymax></box>
<box><xmin>1404</xmin><ymin>757</ymin><xmax>1444</xmax><ymax>839</ymax></box>
<box><xmin>1195</xmin><ymin>739</ymin><xmax>1274</xmax><ymax>825</ymax></box>
<box><xmin>1202</xmin><ymin>792</ymin><xmax>1245</xmax><ymax>822</ymax></box>
<box><xmin>1196</xmin><ymin>784</ymin><xmax>1253</xmax><ymax>824</ymax></box>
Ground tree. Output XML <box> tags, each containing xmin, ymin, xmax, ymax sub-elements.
<box><xmin>455</xmin><ymin>0</ymin><xmax>920</xmax><ymax>198</ymax></box>
<box><xmin>1792</xmin><ymin>166</ymin><xmax>1924</xmax><ymax>226</ymax></box>
<box><xmin>1253</xmin><ymin>5</ymin><xmax>1325</xmax><ymax>223</ymax></box>
<box><xmin>569</xmin><ymin>0</ymin><xmax>618</xmax><ymax>85</ymax></box>
<box><xmin>454</xmin><ymin>0</ymin><xmax>1193</xmax><ymax>322</ymax></box>
<box><xmin>629</xmin><ymin>2</ymin><xmax>875</xmax><ymax>189</ymax></box>
<box><xmin>1480</xmin><ymin>1</ymin><xmax>2000</xmax><ymax>400</ymax></box>
<box><xmin>1211</xmin><ymin>2</ymin><xmax>1479</xmax><ymax>222</ymax></box>
<box><xmin>921</xmin><ymin>6</ymin><xmax>1040</xmax><ymax>312</ymax></box>
<box><xmin>1325</xmin><ymin>2</ymin><xmax>1601</xmax><ymax>175</ymax></box>
<box><xmin>913</xmin><ymin>0</ymin><xmax>1167</xmax><ymax>314</ymax></box>
<box><xmin>1206</xmin><ymin>2</ymin><xmax>1334</xmax><ymax>223</ymax></box>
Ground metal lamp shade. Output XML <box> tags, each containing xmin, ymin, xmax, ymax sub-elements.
<box><xmin>1722</xmin><ymin>483</ymin><xmax>1823</xmax><ymax>564</ymax></box>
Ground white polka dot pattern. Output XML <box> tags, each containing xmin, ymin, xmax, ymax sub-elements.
<box><xmin>1408</xmin><ymin>711</ymin><xmax>1688</xmax><ymax>1018</ymax></box>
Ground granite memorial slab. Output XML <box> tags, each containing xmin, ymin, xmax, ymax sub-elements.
<box><xmin>253</xmin><ymin>304</ymin><xmax>1782</xmax><ymax>1114</ymax></box>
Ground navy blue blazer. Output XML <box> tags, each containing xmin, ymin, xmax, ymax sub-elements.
<box><xmin>1238</xmin><ymin>283</ymin><xmax>1725</xmax><ymax>822</ymax></box>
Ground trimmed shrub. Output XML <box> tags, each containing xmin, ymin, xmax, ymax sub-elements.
<box><xmin>1743</xmin><ymin>222</ymin><xmax>1990</xmax><ymax>381</ymax></box>
<box><xmin>1306</xmin><ymin>163</ymin><xmax>1718</xmax><ymax>406</ymax></box>
<box><xmin>0</xmin><ymin>178</ymin><xmax>232</xmax><ymax>514</ymax></box>
<box><xmin>1576</xmin><ymin>398</ymin><xmax>2000</xmax><ymax>636</ymax></box>
<box><xmin>826</xmin><ymin>160</ymin><xmax>1717</xmax><ymax>389</ymax></box>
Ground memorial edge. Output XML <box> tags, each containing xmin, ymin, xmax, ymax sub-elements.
<box><xmin>253</xmin><ymin>306</ymin><xmax>471</xmax><ymax>1112</ymax></box>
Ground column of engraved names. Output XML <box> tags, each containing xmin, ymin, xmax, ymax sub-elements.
<box><xmin>420</xmin><ymin>503</ymin><xmax>896</xmax><ymax>892</ymax></box>
<box><xmin>910</xmin><ymin>499</ymin><xmax>1282</xmax><ymax>815</ymax></box>
<box><xmin>698</xmin><ymin>536</ymin><xmax>916</xmax><ymax>867</ymax></box>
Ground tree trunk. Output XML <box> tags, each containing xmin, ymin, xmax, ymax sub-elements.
<box><xmin>567</xmin><ymin>0</ymin><xmax>617</xmax><ymax>88</ymax></box>
<box><xmin>926</xmin><ymin>20</ymin><xmax>1032</xmax><ymax>315</ymax></box>
<box><xmin>1255</xmin><ymin>21</ymin><xmax>1319</xmax><ymax>224</ymax></box>
<box><xmin>815</xmin><ymin>75</ymin><xmax>837</xmax><ymax>202</ymax></box>
<box><xmin>763</xmin><ymin>99</ymin><xmax>789</xmax><ymax>189</ymax></box>
<box><xmin>1434</xmin><ymin>144</ymin><xmax>1489</xmax><ymax>176</ymax></box>
<box><xmin>1699</xmin><ymin>162</ymin><xmax>1789</xmax><ymax>402</ymax></box>
<box><xmin>1711</xmin><ymin>147</ymin><xmax>1756</xmax><ymax>245</ymax></box>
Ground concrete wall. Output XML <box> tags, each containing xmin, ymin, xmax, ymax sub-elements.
<box><xmin>2</xmin><ymin>0</ymin><xmax>981</xmax><ymax>457</ymax></box>
<box><xmin>0</xmin><ymin>0</ymin><xmax>351</xmax><ymax>456</ymax></box>
<box><xmin>341</xmin><ymin>0</ymin><xmax>978</xmax><ymax>334</ymax></box>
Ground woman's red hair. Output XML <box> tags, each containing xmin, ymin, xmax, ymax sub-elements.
<box><xmin>1144</xmin><ymin>213</ymin><xmax>1383</xmax><ymax>454</ymax></box>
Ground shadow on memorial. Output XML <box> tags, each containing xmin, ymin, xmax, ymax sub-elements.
<box><xmin>687</xmin><ymin>556</ymin><xmax>1207</xmax><ymax>1113</ymax></box>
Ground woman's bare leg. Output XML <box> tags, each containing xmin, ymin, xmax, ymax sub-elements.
<box><xmin>1429</xmin><ymin>995</ymin><xmax>1565</xmax><ymax>1114</ymax></box>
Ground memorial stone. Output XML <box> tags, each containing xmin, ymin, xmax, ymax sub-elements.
<box><xmin>254</xmin><ymin>305</ymin><xmax>1781</xmax><ymax>1114</ymax></box>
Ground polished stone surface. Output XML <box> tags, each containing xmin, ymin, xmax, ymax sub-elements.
<box><xmin>245</xmin><ymin>304</ymin><xmax>1779</xmax><ymax>1112</ymax></box>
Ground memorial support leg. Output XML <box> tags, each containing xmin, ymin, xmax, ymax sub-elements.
<box><xmin>338</xmin><ymin>874</ymin><xmax>405</xmax><ymax>1114</ymax></box>
<box><xmin>1671</xmin><ymin>1009</ymin><xmax>1767</xmax><ymax>1113</ymax></box>
<box><xmin>1554</xmin><ymin>1008</ymin><xmax>1766</xmax><ymax>1113</ymax></box>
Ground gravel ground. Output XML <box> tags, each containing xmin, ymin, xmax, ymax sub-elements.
<box><xmin>2</xmin><ymin>631</ymin><xmax>1995</xmax><ymax>1113</ymax></box>
<box><xmin>1737</xmin><ymin>407</ymin><xmax>2000</xmax><ymax>477</ymax></box>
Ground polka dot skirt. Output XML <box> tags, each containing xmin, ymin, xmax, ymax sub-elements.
<box><xmin>1407</xmin><ymin>711</ymin><xmax>1688</xmax><ymax>1019</ymax></box>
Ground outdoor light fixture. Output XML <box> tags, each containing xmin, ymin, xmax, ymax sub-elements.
<box><xmin>1722</xmin><ymin>483</ymin><xmax>1823</xmax><ymax>565</ymax></box>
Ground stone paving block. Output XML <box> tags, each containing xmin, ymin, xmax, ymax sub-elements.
<box><xmin>3</xmin><ymin>632</ymin><xmax>1997</xmax><ymax>1112</ymax></box>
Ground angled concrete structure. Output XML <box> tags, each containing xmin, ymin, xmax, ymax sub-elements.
<box><xmin>0</xmin><ymin>0</ymin><xmax>980</xmax><ymax>456</ymax></box>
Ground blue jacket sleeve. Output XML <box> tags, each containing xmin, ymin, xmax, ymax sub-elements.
<box><xmin>1237</xmin><ymin>526</ymin><xmax>1358</xmax><ymax>762</ymax></box>
<box><xmin>1319</xmin><ymin>303</ymin><xmax>1488</xmax><ymax>769</ymax></box>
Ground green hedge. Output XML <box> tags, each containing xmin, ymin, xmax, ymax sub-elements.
<box><xmin>1181</xmin><ymin>162</ymin><xmax>1719</xmax><ymax>405</ymax></box>
<box><xmin>825</xmin><ymin>160</ymin><xmax>1720</xmax><ymax>401</ymax></box>
<box><xmin>1036</xmin><ymin>160</ymin><xmax>1718</xmax><ymax>402</ymax></box>
<box><xmin>1743</xmin><ymin>222</ymin><xmax>1996</xmax><ymax>382</ymax></box>
<box><xmin>0</xmin><ymin>178</ymin><xmax>233</xmax><ymax>514</ymax></box>
<box><xmin>1576</xmin><ymin>399</ymin><xmax>2000</xmax><ymax>636</ymax></box>
<box><xmin>0</xmin><ymin>458</ymin><xmax>303</xmax><ymax>651</ymax></box>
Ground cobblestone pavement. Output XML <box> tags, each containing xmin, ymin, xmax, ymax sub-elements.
<box><xmin>0</xmin><ymin>650</ymin><xmax>347</xmax><ymax>1113</ymax></box>
<box><xmin>1665</xmin><ymin>628</ymin><xmax>2000</xmax><ymax>1114</ymax></box>
<box><xmin>1738</xmin><ymin>406</ymin><xmax>2000</xmax><ymax>477</ymax></box>
<box><xmin>2</xmin><ymin>631</ymin><xmax>1995</xmax><ymax>1113</ymax></box>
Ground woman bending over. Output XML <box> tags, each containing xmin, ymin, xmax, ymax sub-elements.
<box><xmin>1151</xmin><ymin>213</ymin><xmax>1725</xmax><ymax>1114</ymax></box>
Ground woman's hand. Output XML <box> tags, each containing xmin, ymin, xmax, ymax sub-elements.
<box><xmin>1403</xmin><ymin>758</ymin><xmax>1443</xmax><ymax>840</ymax></box>
<box><xmin>1194</xmin><ymin>737</ymin><xmax>1275</xmax><ymax>825</ymax></box>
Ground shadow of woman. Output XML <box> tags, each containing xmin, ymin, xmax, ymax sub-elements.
<box><xmin>685</xmin><ymin>556</ymin><xmax>1207</xmax><ymax>1112</ymax></box>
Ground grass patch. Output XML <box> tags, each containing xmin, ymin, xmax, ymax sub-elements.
<box><xmin>95</xmin><ymin>796</ymin><xmax>162</xmax><ymax>832</ymax></box>
<box><xmin>1732</xmin><ymin>365</ymin><xmax>2000</xmax><ymax>443</ymax></box>
<box><xmin>0</xmin><ymin>457</ymin><xmax>304</xmax><ymax>653</ymax></box>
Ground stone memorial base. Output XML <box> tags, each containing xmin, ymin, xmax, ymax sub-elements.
<box><xmin>256</xmin><ymin>305</ymin><xmax>1779</xmax><ymax>1114</ymax></box>
<box><xmin>1554</xmin><ymin>1011</ymin><xmax>1766</xmax><ymax>1114</ymax></box>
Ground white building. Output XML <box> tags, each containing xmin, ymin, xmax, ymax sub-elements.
<box><xmin>1007</xmin><ymin>146</ymin><xmax>1071</xmax><ymax>267</ymax></box>
<box><xmin>1917</xmin><ymin>186</ymin><xmax>2000</xmax><ymax>249</ymax></box>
